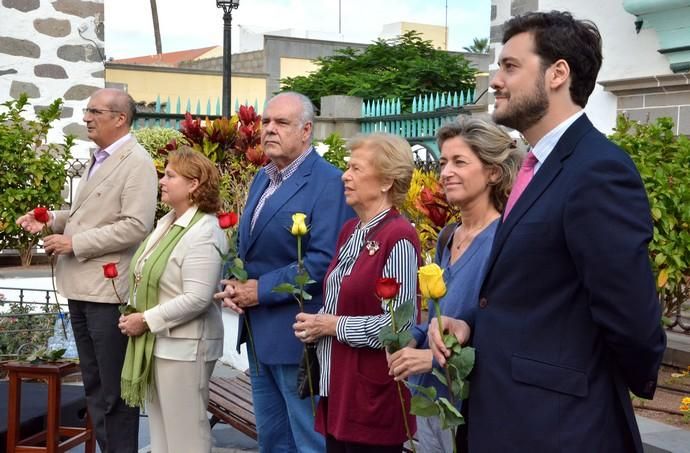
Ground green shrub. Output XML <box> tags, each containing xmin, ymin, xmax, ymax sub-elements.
<box><xmin>320</xmin><ymin>133</ymin><xmax>348</xmax><ymax>171</ymax></box>
<box><xmin>609</xmin><ymin>115</ymin><xmax>690</xmax><ymax>322</ymax></box>
<box><xmin>0</xmin><ymin>94</ymin><xmax>74</xmax><ymax>265</ymax></box>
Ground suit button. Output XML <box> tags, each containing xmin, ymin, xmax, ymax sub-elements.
<box><xmin>479</xmin><ymin>297</ymin><xmax>488</xmax><ymax>308</ymax></box>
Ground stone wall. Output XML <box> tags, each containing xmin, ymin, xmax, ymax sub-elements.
<box><xmin>0</xmin><ymin>0</ymin><xmax>105</xmax><ymax>158</ymax></box>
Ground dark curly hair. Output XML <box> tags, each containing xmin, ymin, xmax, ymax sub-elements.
<box><xmin>502</xmin><ymin>10</ymin><xmax>602</xmax><ymax>108</ymax></box>
<box><xmin>167</xmin><ymin>146</ymin><xmax>221</xmax><ymax>213</ymax></box>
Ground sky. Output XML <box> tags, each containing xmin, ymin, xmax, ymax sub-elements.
<box><xmin>105</xmin><ymin>0</ymin><xmax>491</xmax><ymax>60</ymax></box>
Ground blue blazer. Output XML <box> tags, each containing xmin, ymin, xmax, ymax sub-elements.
<box><xmin>236</xmin><ymin>150</ymin><xmax>354</xmax><ymax>364</ymax></box>
<box><xmin>468</xmin><ymin>115</ymin><xmax>666</xmax><ymax>452</ymax></box>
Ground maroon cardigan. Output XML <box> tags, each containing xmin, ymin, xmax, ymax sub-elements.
<box><xmin>315</xmin><ymin>210</ymin><xmax>420</xmax><ymax>445</ymax></box>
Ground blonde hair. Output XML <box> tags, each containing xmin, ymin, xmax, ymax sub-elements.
<box><xmin>436</xmin><ymin>116</ymin><xmax>521</xmax><ymax>212</ymax></box>
<box><xmin>348</xmin><ymin>133</ymin><xmax>414</xmax><ymax>207</ymax></box>
<box><xmin>167</xmin><ymin>146</ymin><xmax>221</xmax><ymax>213</ymax></box>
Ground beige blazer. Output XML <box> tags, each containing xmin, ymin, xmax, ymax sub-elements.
<box><xmin>138</xmin><ymin>208</ymin><xmax>228</xmax><ymax>362</ymax></box>
<box><xmin>52</xmin><ymin>137</ymin><xmax>158</xmax><ymax>302</ymax></box>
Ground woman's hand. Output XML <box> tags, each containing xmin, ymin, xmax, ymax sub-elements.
<box><xmin>118</xmin><ymin>313</ymin><xmax>148</xmax><ymax>337</ymax></box>
<box><xmin>428</xmin><ymin>316</ymin><xmax>471</xmax><ymax>366</ymax></box>
<box><xmin>387</xmin><ymin>346</ymin><xmax>433</xmax><ymax>381</ymax></box>
<box><xmin>293</xmin><ymin>312</ymin><xmax>338</xmax><ymax>343</ymax></box>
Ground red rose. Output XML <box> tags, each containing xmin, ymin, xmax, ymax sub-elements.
<box><xmin>375</xmin><ymin>277</ymin><xmax>400</xmax><ymax>300</ymax></box>
<box><xmin>103</xmin><ymin>263</ymin><xmax>118</xmax><ymax>279</ymax></box>
<box><xmin>33</xmin><ymin>207</ymin><xmax>50</xmax><ymax>224</ymax></box>
<box><xmin>218</xmin><ymin>211</ymin><xmax>239</xmax><ymax>229</ymax></box>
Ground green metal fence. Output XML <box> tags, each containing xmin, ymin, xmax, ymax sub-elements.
<box><xmin>360</xmin><ymin>90</ymin><xmax>476</xmax><ymax>159</ymax></box>
<box><xmin>133</xmin><ymin>96</ymin><xmax>261</xmax><ymax>130</ymax></box>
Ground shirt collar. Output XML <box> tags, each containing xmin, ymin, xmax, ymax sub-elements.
<box><xmin>158</xmin><ymin>205</ymin><xmax>200</xmax><ymax>230</ymax></box>
<box><xmin>531</xmin><ymin>111</ymin><xmax>583</xmax><ymax>172</ymax></box>
<box><xmin>99</xmin><ymin>133</ymin><xmax>132</xmax><ymax>157</ymax></box>
<box><xmin>357</xmin><ymin>208</ymin><xmax>391</xmax><ymax>231</ymax></box>
<box><xmin>264</xmin><ymin>147</ymin><xmax>314</xmax><ymax>184</ymax></box>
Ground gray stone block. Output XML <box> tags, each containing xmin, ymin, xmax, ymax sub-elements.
<box><xmin>320</xmin><ymin>95</ymin><xmax>362</xmax><ymax>118</ymax></box>
<box><xmin>63</xmin><ymin>84</ymin><xmax>100</xmax><ymax>100</ymax></box>
<box><xmin>33</xmin><ymin>18</ymin><xmax>71</xmax><ymax>38</ymax></box>
<box><xmin>57</xmin><ymin>44</ymin><xmax>102</xmax><ymax>62</ymax></box>
<box><xmin>35</xmin><ymin>105</ymin><xmax>74</xmax><ymax>119</ymax></box>
<box><xmin>0</xmin><ymin>36</ymin><xmax>40</xmax><ymax>58</ymax></box>
<box><xmin>91</xmin><ymin>69</ymin><xmax>105</xmax><ymax>78</ymax></box>
<box><xmin>10</xmin><ymin>80</ymin><xmax>40</xmax><ymax>99</ymax></box>
<box><xmin>2</xmin><ymin>0</ymin><xmax>39</xmax><ymax>12</ymax></box>
<box><xmin>35</xmin><ymin>64</ymin><xmax>68</xmax><ymax>79</ymax></box>
<box><xmin>51</xmin><ymin>0</ymin><xmax>103</xmax><ymax>18</ymax></box>
<box><xmin>63</xmin><ymin>122</ymin><xmax>88</xmax><ymax>140</ymax></box>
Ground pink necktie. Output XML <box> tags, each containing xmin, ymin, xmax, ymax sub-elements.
<box><xmin>503</xmin><ymin>151</ymin><xmax>538</xmax><ymax>220</ymax></box>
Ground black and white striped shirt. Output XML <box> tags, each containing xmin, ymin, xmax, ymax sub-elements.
<box><xmin>317</xmin><ymin>208</ymin><xmax>418</xmax><ymax>396</ymax></box>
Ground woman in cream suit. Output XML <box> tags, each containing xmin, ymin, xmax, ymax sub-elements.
<box><xmin>118</xmin><ymin>147</ymin><xmax>228</xmax><ymax>453</ymax></box>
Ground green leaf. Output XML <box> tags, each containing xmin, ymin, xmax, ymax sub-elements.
<box><xmin>230</xmin><ymin>267</ymin><xmax>248</xmax><ymax>282</ymax></box>
<box><xmin>432</xmin><ymin>368</ymin><xmax>447</xmax><ymax>386</ymax></box>
<box><xmin>438</xmin><ymin>398</ymin><xmax>464</xmax><ymax>429</ymax></box>
<box><xmin>295</xmin><ymin>272</ymin><xmax>310</xmax><ymax>287</ymax></box>
<box><xmin>410</xmin><ymin>394</ymin><xmax>440</xmax><ymax>417</ymax></box>
<box><xmin>394</xmin><ymin>299</ymin><xmax>415</xmax><ymax>324</ymax></box>
<box><xmin>272</xmin><ymin>283</ymin><xmax>296</xmax><ymax>294</ymax></box>
<box><xmin>405</xmin><ymin>381</ymin><xmax>437</xmax><ymax>400</ymax></box>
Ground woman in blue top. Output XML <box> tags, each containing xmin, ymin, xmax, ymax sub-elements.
<box><xmin>388</xmin><ymin>116</ymin><xmax>521</xmax><ymax>452</ymax></box>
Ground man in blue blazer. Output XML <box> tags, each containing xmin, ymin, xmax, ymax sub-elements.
<box><xmin>217</xmin><ymin>92</ymin><xmax>353</xmax><ymax>452</ymax></box>
<box><xmin>430</xmin><ymin>11</ymin><xmax>666</xmax><ymax>452</ymax></box>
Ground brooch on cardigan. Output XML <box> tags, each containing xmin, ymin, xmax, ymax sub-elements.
<box><xmin>365</xmin><ymin>240</ymin><xmax>380</xmax><ymax>256</ymax></box>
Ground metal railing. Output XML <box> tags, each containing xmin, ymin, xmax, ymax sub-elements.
<box><xmin>0</xmin><ymin>287</ymin><xmax>65</xmax><ymax>359</ymax></box>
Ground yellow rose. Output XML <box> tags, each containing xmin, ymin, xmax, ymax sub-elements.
<box><xmin>418</xmin><ymin>263</ymin><xmax>447</xmax><ymax>299</ymax></box>
<box><xmin>291</xmin><ymin>212</ymin><xmax>308</xmax><ymax>237</ymax></box>
<box><xmin>683</xmin><ymin>397</ymin><xmax>690</xmax><ymax>405</ymax></box>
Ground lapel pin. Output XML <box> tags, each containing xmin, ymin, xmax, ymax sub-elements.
<box><xmin>365</xmin><ymin>240</ymin><xmax>380</xmax><ymax>256</ymax></box>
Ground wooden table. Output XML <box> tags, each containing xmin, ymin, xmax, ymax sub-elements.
<box><xmin>3</xmin><ymin>361</ymin><xmax>95</xmax><ymax>453</ymax></box>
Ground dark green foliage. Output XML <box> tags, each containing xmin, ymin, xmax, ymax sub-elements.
<box><xmin>280</xmin><ymin>31</ymin><xmax>477</xmax><ymax>111</ymax></box>
<box><xmin>0</xmin><ymin>94</ymin><xmax>74</xmax><ymax>265</ymax></box>
<box><xmin>609</xmin><ymin>115</ymin><xmax>690</xmax><ymax>322</ymax></box>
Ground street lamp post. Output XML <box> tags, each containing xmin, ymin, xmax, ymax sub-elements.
<box><xmin>216</xmin><ymin>0</ymin><xmax>240</xmax><ymax>118</ymax></box>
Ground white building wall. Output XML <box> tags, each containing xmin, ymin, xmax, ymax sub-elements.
<box><xmin>0</xmin><ymin>0</ymin><xmax>106</xmax><ymax>159</ymax></box>
<box><xmin>490</xmin><ymin>0</ymin><xmax>673</xmax><ymax>134</ymax></box>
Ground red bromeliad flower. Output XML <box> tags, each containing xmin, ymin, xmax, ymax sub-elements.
<box><xmin>238</xmin><ymin>105</ymin><xmax>258</xmax><ymax>125</ymax></box>
<box><xmin>33</xmin><ymin>207</ymin><xmax>50</xmax><ymax>224</ymax></box>
<box><xmin>180</xmin><ymin>112</ymin><xmax>204</xmax><ymax>145</ymax></box>
<box><xmin>415</xmin><ymin>187</ymin><xmax>450</xmax><ymax>228</ymax></box>
<box><xmin>245</xmin><ymin>145</ymin><xmax>269</xmax><ymax>166</ymax></box>
<box><xmin>103</xmin><ymin>263</ymin><xmax>118</xmax><ymax>279</ymax></box>
<box><xmin>218</xmin><ymin>211</ymin><xmax>239</xmax><ymax>229</ymax></box>
<box><xmin>375</xmin><ymin>277</ymin><xmax>400</xmax><ymax>300</ymax></box>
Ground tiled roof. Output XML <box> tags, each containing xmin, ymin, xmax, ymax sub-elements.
<box><xmin>111</xmin><ymin>46</ymin><xmax>220</xmax><ymax>67</ymax></box>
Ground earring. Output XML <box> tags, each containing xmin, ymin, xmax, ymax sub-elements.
<box><xmin>188</xmin><ymin>192</ymin><xmax>194</xmax><ymax>203</ymax></box>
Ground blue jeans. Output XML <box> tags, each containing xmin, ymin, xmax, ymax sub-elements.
<box><xmin>248</xmin><ymin>354</ymin><xmax>324</xmax><ymax>453</ymax></box>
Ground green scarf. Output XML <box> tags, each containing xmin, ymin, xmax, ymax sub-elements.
<box><xmin>120</xmin><ymin>209</ymin><xmax>204</xmax><ymax>407</ymax></box>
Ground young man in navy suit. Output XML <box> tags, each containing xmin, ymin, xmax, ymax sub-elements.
<box><xmin>430</xmin><ymin>11</ymin><xmax>666</xmax><ymax>452</ymax></box>
<box><xmin>216</xmin><ymin>92</ymin><xmax>353</xmax><ymax>452</ymax></box>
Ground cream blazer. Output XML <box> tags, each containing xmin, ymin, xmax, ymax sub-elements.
<box><xmin>137</xmin><ymin>207</ymin><xmax>228</xmax><ymax>362</ymax></box>
<box><xmin>52</xmin><ymin>137</ymin><xmax>158</xmax><ymax>302</ymax></box>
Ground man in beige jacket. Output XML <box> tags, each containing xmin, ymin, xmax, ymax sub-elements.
<box><xmin>17</xmin><ymin>88</ymin><xmax>158</xmax><ymax>452</ymax></box>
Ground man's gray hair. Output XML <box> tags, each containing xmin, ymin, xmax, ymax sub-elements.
<box><xmin>270</xmin><ymin>91</ymin><xmax>315</xmax><ymax>128</ymax></box>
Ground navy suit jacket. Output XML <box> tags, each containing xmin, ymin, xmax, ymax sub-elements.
<box><xmin>236</xmin><ymin>150</ymin><xmax>354</xmax><ymax>364</ymax></box>
<box><xmin>468</xmin><ymin>115</ymin><xmax>666</xmax><ymax>452</ymax></box>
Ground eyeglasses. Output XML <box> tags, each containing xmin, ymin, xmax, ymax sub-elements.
<box><xmin>82</xmin><ymin>108</ymin><xmax>122</xmax><ymax>115</ymax></box>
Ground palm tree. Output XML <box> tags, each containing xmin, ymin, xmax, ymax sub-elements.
<box><xmin>463</xmin><ymin>37</ymin><xmax>489</xmax><ymax>54</ymax></box>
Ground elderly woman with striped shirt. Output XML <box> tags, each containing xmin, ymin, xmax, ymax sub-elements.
<box><xmin>293</xmin><ymin>133</ymin><xmax>420</xmax><ymax>452</ymax></box>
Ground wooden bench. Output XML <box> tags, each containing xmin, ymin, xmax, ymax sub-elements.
<box><xmin>208</xmin><ymin>372</ymin><xmax>257</xmax><ymax>440</ymax></box>
<box><xmin>208</xmin><ymin>372</ymin><xmax>419</xmax><ymax>450</ymax></box>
